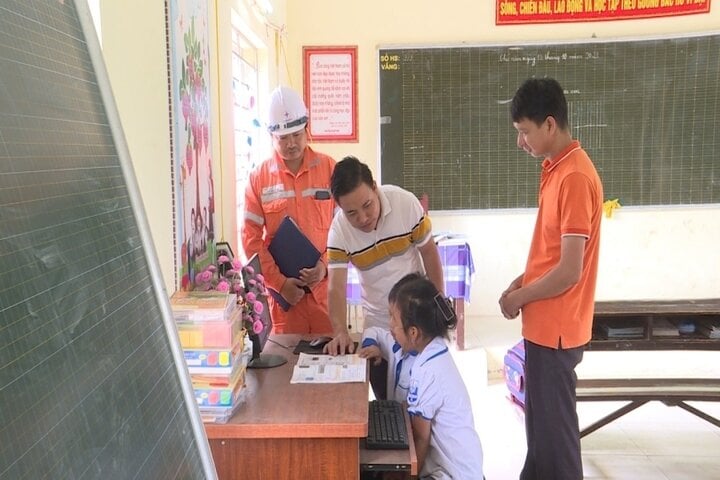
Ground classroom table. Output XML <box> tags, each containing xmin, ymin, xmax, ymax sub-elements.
<box><xmin>576</xmin><ymin>378</ymin><xmax>720</xmax><ymax>438</ymax></box>
<box><xmin>346</xmin><ymin>238</ymin><xmax>475</xmax><ymax>349</ymax></box>
<box><xmin>203</xmin><ymin>334</ymin><xmax>417</xmax><ymax>480</ymax></box>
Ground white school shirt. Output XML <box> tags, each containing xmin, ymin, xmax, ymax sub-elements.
<box><xmin>361</xmin><ymin>327</ymin><xmax>417</xmax><ymax>402</ymax></box>
<box><xmin>407</xmin><ymin>337</ymin><xmax>484</xmax><ymax>479</ymax></box>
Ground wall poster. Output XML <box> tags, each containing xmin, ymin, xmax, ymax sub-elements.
<box><xmin>496</xmin><ymin>0</ymin><xmax>711</xmax><ymax>24</ymax></box>
<box><xmin>302</xmin><ymin>46</ymin><xmax>358</xmax><ymax>142</ymax></box>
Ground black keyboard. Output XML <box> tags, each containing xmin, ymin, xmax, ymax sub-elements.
<box><xmin>366</xmin><ymin>400</ymin><xmax>409</xmax><ymax>450</ymax></box>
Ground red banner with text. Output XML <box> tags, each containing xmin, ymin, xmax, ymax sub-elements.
<box><xmin>496</xmin><ymin>0</ymin><xmax>710</xmax><ymax>24</ymax></box>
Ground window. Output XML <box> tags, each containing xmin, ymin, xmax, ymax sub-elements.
<box><xmin>231</xmin><ymin>25</ymin><xmax>268</xmax><ymax>259</ymax></box>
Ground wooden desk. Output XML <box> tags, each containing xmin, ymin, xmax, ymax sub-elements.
<box><xmin>204</xmin><ymin>335</ymin><xmax>415</xmax><ymax>480</ymax></box>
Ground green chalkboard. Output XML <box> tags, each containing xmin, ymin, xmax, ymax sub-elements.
<box><xmin>0</xmin><ymin>1</ymin><xmax>215</xmax><ymax>478</ymax></box>
<box><xmin>379</xmin><ymin>33</ymin><xmax>720</xmax><ymax>210</ymax></box>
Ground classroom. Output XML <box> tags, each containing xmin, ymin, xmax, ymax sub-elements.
<box><xmin>103</xmin><ymin>0</ymin><xmax>720</xmax><ymax>322</ymax></box>
<box><xmin>1</xmin><ymin>0</ymin><xmax>719</xmax><ymax>479</ymax></box>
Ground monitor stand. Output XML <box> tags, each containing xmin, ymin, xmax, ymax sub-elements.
<box><xmin>248</xmin><ymin>354</ymin><xmax>287</xmax><ymax>369</ymax></box>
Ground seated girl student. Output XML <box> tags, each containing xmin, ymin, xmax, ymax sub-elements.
<box><xmin>387</xmin><ymin>273</ymin><xmax>483</xmax><ymax>479</ymax></box>
<box><xmin>358</xmin><ymin>326</ymin><xmax>417</xmax><ymax>403</ymax></box>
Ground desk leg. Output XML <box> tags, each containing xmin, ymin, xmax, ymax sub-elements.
<box><xmin>579</xmin><ymin>400</ymin><xmax>649</xmax><ymax>438</ymax></box>
<box><xmin>451</xmin><ymin>299</ymin><xmax>465</xmax><ymax>351</ymax></box>
<box><xmin>674</xmin><ymin>401</ymin><xmax>720</xmax><ymax>428</ymax></box>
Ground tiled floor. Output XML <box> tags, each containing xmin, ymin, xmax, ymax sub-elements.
<box><xmin>450</xmin><ymin>340</ymin><xmax>720</xmax><ymax>480</ymax></box>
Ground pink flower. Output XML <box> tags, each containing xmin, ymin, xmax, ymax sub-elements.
<box><xmin>252</xmin><ymin>319</ymin><xmax>263</xmax><ymax>334</ymax></box>
<box><xmin>253</xmin><ymin>300</ymin><xmax>264</xmax><ymax>314</ymax></box>
<box><xmin>189</xmin><ymin>248</ymin><xmax>271</xmax><ymax>332</ymax></box>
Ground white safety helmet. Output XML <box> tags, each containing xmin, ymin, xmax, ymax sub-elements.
<box><xmin>266</xmin><ymin>86</ymin><xmax>308</xmax><ymax>136</ymax></box>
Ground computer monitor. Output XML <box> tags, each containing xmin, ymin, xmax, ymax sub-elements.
<box><xmin>242</xmin><ymin>253</ymin><xmax>287</xmax><ymax>369</ymax></box>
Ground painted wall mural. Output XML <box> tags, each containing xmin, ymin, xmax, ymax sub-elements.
<box><xmin>168</xmin><ymin>0</ymin><xmax>215</xmax><ymax>289</ymax></box>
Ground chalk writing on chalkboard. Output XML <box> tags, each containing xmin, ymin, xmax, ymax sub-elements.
<box><xmin>379</xmin><ymin>33</ymin><xmax>720</xmax><ymax>210</ymax></box>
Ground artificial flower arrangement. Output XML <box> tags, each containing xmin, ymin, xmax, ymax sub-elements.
<box><xmin>194</xmin><ymin>254</ymin><xmax>267</xmax><ymax>336</ymax></box>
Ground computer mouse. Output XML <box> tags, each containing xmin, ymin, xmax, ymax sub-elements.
<box><xmin>308</xmin><ymin>336</ymin><xmax>333</xmax><ymax>349</ymax></box>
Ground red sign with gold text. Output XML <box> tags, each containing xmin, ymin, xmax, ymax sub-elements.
<box><xmin>497</xmin><ymin>0</ymin><xmax>710</xmax><ymax>24</ymax></box>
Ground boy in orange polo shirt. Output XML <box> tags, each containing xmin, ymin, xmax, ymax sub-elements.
<box><xmin>499</xmin><ymin>77</ymin><xmax>603</xmax><ymax>480</ymax></box>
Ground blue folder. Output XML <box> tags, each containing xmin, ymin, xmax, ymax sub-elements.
<box><xmin>268</xmin><ymin>216</ymin><xmax>321</xmax><ymax>311</ymax></box>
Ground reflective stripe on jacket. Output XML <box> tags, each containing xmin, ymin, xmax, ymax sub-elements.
<box><xmin>241</xmin><ymin>147</ymin><xmax>336</xmax><ymax>294</ymax></box>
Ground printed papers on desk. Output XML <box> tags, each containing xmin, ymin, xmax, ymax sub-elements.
<box><xmin>290</xmin><ymin>353</ymin><xmax>367</xmax><ymax>384</ymax></box>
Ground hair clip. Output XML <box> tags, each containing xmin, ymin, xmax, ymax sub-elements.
<box><xmin>433</xmin><ymin>293</ymin><xmax>454</xmax><ymax>324</ymax></box>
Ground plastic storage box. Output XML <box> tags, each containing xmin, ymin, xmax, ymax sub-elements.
<box><xmin>176</xmin><ymin>308</ymin><xmax>242</xmax><ymax>349</ymax></box>
<box><xmin>504</xmin><ymin>340</ymin><xmax>526</xmax><ymax>408</ymax></box>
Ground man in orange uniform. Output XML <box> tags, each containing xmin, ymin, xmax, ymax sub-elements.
<box><xmin>499</xmin><ymin>78</ymin><xmax>603</xmax><ymax>480</ymax></box>
<box><xmin>242</xmin><ymin>86</ymin><xmax>335</xmax><ymax>333</ymax></box>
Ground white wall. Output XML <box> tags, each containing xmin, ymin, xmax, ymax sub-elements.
<box><xmin>100</xmin><ymin>0</ymin><xmax>175</xmax><ymax>292</ymax></box>
<box><xmin>433</xmin><ymin>205</ymin><xmax>720</xmax><ymax>318</ymax></box>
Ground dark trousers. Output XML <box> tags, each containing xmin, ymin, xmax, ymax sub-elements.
<box><xmin>369</xmin><ymin>358</ymin><xmax>388</xmax><ymax>400</ymax></box>
<box><xmin>520</xmin><ymin>339</ymin><xmax>585</xmax><ymax>480</ymax></box>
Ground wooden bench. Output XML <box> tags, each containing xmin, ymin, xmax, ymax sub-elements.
<box><xmin>576</xmin><ymin>378</ymin><xmax>720</xmax><ymax>438</ymax></box>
